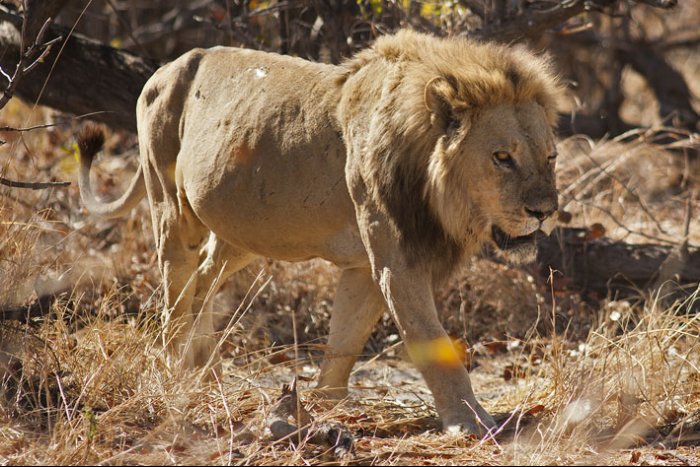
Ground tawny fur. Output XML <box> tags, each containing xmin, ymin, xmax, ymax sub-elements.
<box><xmin>77</xmin><ymin>29</ymin><xmax>563</xmax><ymax>435</ymax></box>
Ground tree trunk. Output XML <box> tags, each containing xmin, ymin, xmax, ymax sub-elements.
<box><xmin>0</xmin><ymin>4</ymin><xmax>159</xmax><ymax>132</ymax></box>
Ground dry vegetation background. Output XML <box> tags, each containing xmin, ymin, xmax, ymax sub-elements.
<box><xmin>1</xmin><ymin>0</ymin><xmax>700</xmax><ymax>465</ymax></box>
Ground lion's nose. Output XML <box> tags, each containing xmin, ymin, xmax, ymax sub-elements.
<box><xmin>525</xmin><ymin>207</ymin><xmax>556</xmax><ymax>222</ymax></box>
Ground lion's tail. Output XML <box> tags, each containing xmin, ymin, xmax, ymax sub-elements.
<box><xmin>77</xmin><ymin>125</ymin><xmax>146</xmax><ymax>219</ymax></box>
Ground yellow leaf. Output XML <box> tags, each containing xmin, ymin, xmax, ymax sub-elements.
<box><xmin>58</xmin><ymin>142</ymin><xmax>79</xmax><ymax>173</ymax></box>
<box><xmin>421</xmin><ymin>1</ymin><xmax>441</xmax><ymax>17</ymax></box>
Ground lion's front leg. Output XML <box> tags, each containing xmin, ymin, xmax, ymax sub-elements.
<box><xmin>376</xmin><ymin>266</ymin><xmax>497</xmax><ymax>435</ymax></box>
<box><xmin>348</xmin><ymin>190</ymin><xmax>497</xmax><ymax>435</ymax></box>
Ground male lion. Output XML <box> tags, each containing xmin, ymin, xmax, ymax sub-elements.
<box><xmin>78</xmin><ymin>30</ymin><xmax>563</xmax><ymax>435</ymax></box>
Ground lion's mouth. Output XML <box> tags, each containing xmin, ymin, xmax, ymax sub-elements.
<box><xmin>491</xmin><ymin>225</ymin><xmax>538</xmax><ymax>251</ymax></box>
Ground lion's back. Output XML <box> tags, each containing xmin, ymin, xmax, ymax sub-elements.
<box><xmin>137</xmin><ymin>46</ymin><xmax>341</xmax><ymax>137</ymax></box>
<box><xmin>134</xmin><ymin>46</ymin><xmax>363</xmax><ymax>264</ymax></box>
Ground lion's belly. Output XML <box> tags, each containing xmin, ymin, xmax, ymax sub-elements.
<box><xmin>188</xmin><ymin>165</ymin><xmax>368</xmax><ymax>267</ymax></box>
<box><xmin>179</xmin><ymin>116</ymin><xmax>368</xmax><ymax>266</ymax></box>
<box><xmin>167</xmin><ymin>47</ymin><xmax>370</xmax><ymax>267</ymax></box>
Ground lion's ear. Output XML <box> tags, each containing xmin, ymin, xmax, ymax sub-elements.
<box><xmin>424</xmin><ymin>77</ymin><xmax>466</xmax><ymax>134</ymax></box>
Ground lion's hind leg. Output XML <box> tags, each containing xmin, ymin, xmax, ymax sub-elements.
<box><xmin>187</xmin><ymin>234</ymin><xmax>254</xmax><ymax>372</ymax></box>
<box><xmin>152</xmin><ymin>193</ymin><xmax>208</xmax><ymax>371</ymax></box>
<box><xmin>317</xmin><ymin>268</ymin><xmax>385</xmax><ymax>399</ymax></box>
<box><xmin>156</xmin><ymin>193</ymin><xmax>253</xmax><ymax>372</ymax></box>
<box><xmin>141</xmin><ymin>149</ymin><xmax>212</xmax><ymax>371</ymax></box>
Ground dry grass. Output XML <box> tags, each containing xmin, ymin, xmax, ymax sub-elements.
<box><xmin>556</xmin><ymin>129</ymin><xmax>698</xmax><ymax>246</ymax></box>
<box><xmin>1</xmin><ymin>280</ymin><xmax>698</xmax><ymax>465</ymax></box>
<box><xmin>2</xmin><ymin>90</ymin><xmax>700</xmax><ymax>464</ymax></box>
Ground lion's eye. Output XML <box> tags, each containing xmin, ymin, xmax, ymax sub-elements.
<box><xmin>492</xmin><ymin>151</ymin><xmax>514</xmax><ymax>168</ymax></box>
<box><xmin>547</xmin><ymin>153</ymin><xmax>558</xmax><ymax>164</ymax></box>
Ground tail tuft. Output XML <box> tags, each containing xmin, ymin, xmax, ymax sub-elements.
<box><xmin>77</xmin><ymin>125</ymin><xmax>105</xmax><ymax>166</ymax></box>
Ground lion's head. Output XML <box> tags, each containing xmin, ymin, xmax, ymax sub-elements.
<box><xmin>424</xmin><ymin>94</ymin><xmax>560</xmax><ymax>266</ymax></box>
<box><xmin>340</xmin><ymin>31</ymin><xmax>565</xmax><ymax>277</ymax></box>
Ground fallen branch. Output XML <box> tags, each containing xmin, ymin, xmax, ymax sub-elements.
<box><xmin>0</xmin><ymin>292</ymin><xmax>59</xmax><ymax>323</ymax></box>
<box><xmin>267</xmin><ymin>379</ymin><xmax>354</xmax><ymax>459</ymax></box>
<box><xmin>536</xmin><ymin>227</ymin><xmax>700</xmax><ymax>297</ymax></box>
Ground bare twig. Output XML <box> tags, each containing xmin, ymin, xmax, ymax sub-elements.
<box><xmin>0</xmin><ymin>122</ymin><xmax>60</xmax><ymax>133</ymax></box>
<box><xmin>103</xmin><ymin>0</ymin><xmax>150</xmax><ymax>57</ymax></box>
<box><xmin>467</xmin><ymin>0</ymin><xmax>603</xmax><ymax>43</ymax></box>
<box><xmin>29</xmin><ymin>0</ymin><xmax>94</xmax><ymax>128</ymax></box>
<box><xmin>0</xmin><ymin>111</ymin><xmax>117</xmax><ymax>134</ymax></box>
<box><xmin>0</xmin><ymin>4</ymin><xmax>160</xmax><ymax>131</ymax></box>
<box><xmin>632</xmin><ymin>0</ymin><xmax>677</xmax><ymax>8</ymax></box>
<box><xmin>573</xmin><ymin>198</ymin><xmax>676</xmax><ymax>245</ymax></box>
<box><xmin>0</xmin><ymin>16</ymin><xmax>61</xmax><ymax>110</ymax></box>
<box><xmin>247</xmin><ymin>1</ymin><xmax>306</xmax><ymax>18</ymax></box>
<box><xmin>266</xmin><ymin>380</ymin><xmax>354</xmax><ymax>459</ymax></box>
<box><xmin>0</xmin><ymin>177</ymin><xmax>70</xmax><ymax>190</ymax></box>
<box><xmin>559</xmin><ymin>142</ymin><xmax>670</xmax><ymax>239</ymax></box>
<box><xmin>465</xmin><ymin>0</ymin><xmax>679</xmax><ymax>45</ymax></box>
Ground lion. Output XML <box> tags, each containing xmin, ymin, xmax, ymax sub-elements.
<box><xmin>77</xmin><ymin>29</ymin><xmax>563</xmax><ymax>435</ymax></box>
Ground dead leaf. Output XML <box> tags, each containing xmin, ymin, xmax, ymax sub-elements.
<box><xmin>585</xmin><ymin>223</ymin><xmax>606</xmax><ymax>241</ymax></box>
<box><xmin>525</xmin><ymin>405</ymin><xmax>546</xmax><ymax>416</ymax></box>
<box><xmin>630</xmin><ymin>450</ymin><xmax>641</xmax><ymax>463</ymax></box>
